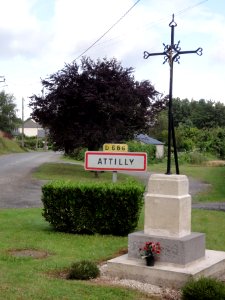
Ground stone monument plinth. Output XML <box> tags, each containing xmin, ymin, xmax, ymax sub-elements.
<box><xmin>106</xmin><ymin>173</ymin><xmax>225</xmax><ymax>288</ymax></box>
<box><xmin>129</xmin><ymin>174</ymin><xmax>205</xmax><ymax>265</ymax></box>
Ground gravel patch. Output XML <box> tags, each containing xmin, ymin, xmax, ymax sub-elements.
<box><xmin>91</xmin><ymin>264</ymin><xmax>182</xmax><ymax>299</ymax></box>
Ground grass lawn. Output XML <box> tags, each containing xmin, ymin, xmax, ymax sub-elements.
<box><xmin>34</xmin><ymin>162</ymin><xmax>135</xmax><ymax>183</ymax></box>
<box><xmin>0</xmin><ymin>136</ymin><xmax>24</xmax><ymax>154</ymax></box>
<box><xmin>1</xmin><ymin>207</ymin><xmax>225</xmax><ymax>299</ymax></box>
<box><xmin>180</xmin><ymin>165</ymin><xmax>225</xmax><ymax>202</ymax></box>
<box><xmin>0</xmin><ymin>208</ymin><xmax>155</xmax><ymax>300</ymax></box>
<box><xmin>1</xmin><ymin>159</ymin><xmax>225</xmax><ymax>299</ymax></box>
<box><xmin>0</xmin><ymin>162</ymin><xmax>153</xmax><ymax>299</ymax></box>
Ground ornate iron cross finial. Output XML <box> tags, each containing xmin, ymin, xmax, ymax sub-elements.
<box><xmin>144</xmin><ymin>14</ymin><xmax>203</xmax><ymax>175</ymax></box>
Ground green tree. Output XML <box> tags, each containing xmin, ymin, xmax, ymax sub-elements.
<box><xmin>0</xmin><ymin>91</ymin><xmax>21</xmax><ymax>134</ymax></box>
<box><xmin>30</xmin><ymin>57</ymin><xmax>166</xmax><ymax>153</ymax></box>
<box><xmin>173</xmin><ymin>97</ymin><xmax>192</xmax><ymax>127</ymax></box>
<box><xmin>175</xmin><ymin>125</ymin><xmax>200</xmax><ymax>151</ymax></box>
<box><xmin>173</xmin><ymin>98</ymin><xmax>225</xmax><ymax>129</ymax></box>
<box><xmin>148</xmin><ymin>110</ymin><xmax>168</xmax><ymax>142</ymax></box>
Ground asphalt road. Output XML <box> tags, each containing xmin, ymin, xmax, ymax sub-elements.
<box><xmin>0</xmin><ymin>151</ymin><xmax>61</xmax><ymax>208</ymax></box>
<box><xmin>1</xmin><ymin>152</ymin><xmax>225</xmax><ymax>211</ymax></box>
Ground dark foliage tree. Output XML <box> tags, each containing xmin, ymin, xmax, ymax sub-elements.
<box><xmin>0</xmin><ymin>91</ymin><xmax>21</xmax><ymax>134</ymax></box>
<box><xmin>30</xmin><ymin>57</ymin><xmax>166</xmax><ymax>153</ymax></box>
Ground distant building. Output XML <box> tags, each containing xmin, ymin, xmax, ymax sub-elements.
<box><xmin>18</xmin><ymin>119</ymin><xmax>45</xmax><ymax>137</ymax></box>
<box><xmin>135</xmin><ymin>133</ymin><xmax>164</xmax><ymax>159</ymax></box>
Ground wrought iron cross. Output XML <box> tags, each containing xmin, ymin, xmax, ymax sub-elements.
<box><xmin>144</xmin><ymin>14</ymin><xmax>203</xmax><ymax>175</ymax></box>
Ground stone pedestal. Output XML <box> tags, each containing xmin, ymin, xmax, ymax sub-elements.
<box><xmin>132</xmin><ymin>173</ymin><xmax>205</xmax><ymax>265</ymax></box>
<box><xmin>128</xmin><ymin>231</ymin><xmax>205</xmax><ymax>265</ymax></box>
<box><xmin>106</xmin><ymin>173</ymin><xmax>225</xmax><ymax>288</ymax></box>
<box><xmin>145</xmin><ymin>174</ymin><xmax>191</xmax><ymax>238</ymax></box>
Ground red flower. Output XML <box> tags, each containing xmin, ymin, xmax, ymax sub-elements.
<box><xmin>139</xmin><ymin>241</ymin><xmax>161</xmax><ymax>258</ymax></box>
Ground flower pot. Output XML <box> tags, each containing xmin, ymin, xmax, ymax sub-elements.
<box><xmin>145</xmin><ymin>255</ymin><xmax>155</xmax><ymax>266</ymax></box>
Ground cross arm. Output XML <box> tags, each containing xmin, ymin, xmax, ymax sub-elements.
<box><xmin>179</xmin><ymin>47</ymin><xmax>203</xmax><ymax>56</ymax></box>
<box><xmin>144</xmin><ymin>51</ymin><xmax>166</xmax><ymax>59</ymax></box>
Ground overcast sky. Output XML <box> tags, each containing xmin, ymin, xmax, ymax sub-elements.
<box><xmin>0</xmin><ymin>0</ymin><xmax>224</xmax><ymax>119</ymax></box>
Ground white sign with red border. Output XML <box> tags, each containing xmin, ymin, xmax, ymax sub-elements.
<box><xmin>85</xmin><ymin>151</ymin><xmax>147</xmax><ymax>172</ymax></box>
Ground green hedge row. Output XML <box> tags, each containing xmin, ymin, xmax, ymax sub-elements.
<box><xmin>41</xmin><ymin>180</ymin><xmax>144</xmax><ymax>236</ymax></box>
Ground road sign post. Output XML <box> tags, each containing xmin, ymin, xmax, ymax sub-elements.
<box><xmin>102</xmin><ymin>145</ymin><xmax>129</xmax><ymax>182</ymax></box>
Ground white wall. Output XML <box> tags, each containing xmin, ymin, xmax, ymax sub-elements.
<box><xmin>18</xmin><ymin>127</ymin><xmax>42</xmax><ymax>137</ymax></box>
<box><xmin>156</xmin><ymin>145</ymin><xmax>164</xmax><ymax>159</ymax></box>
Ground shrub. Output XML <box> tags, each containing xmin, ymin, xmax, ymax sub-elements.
<box><xmin>66</xmin><ymin>147</ymin><xmax>88</xmax><ymax>161</ymax></box>
<box><xmin>42</xmin><ymin>180</ymin><xmax>144</xmax><ymax>236</ymax></box>
<box><xmin>181</xmin><ymin>277</ymin><xmax>225</xmax><ymax>300</ymax></box>
<box><xmin>179</xmin><ymin>151</ymin><xmax>207</xmax><ymax>165</ymax></box>
<box><xmin>67</xmin><ymin>260</ymin><xmax>100</xmax><ymax>280</ymax></box>
<box><xmin>126</xmin><ymin>141</ymin><xmax>156</xmax><ymax>163</ymax></box>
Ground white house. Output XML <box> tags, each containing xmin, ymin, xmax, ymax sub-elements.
<box><xmin>135</xmin><ymin>134</ymin><xmax>164</xmax><ymax>159</ymax></box>
<box><xmin>18</xmin><ymin>119</ymin><xmax>44</xmax><ymax>137</ymax></box>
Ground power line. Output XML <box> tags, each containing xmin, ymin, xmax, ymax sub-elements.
<box><xmin>176</xmin><ymin>0</ymin><xmax>208</xmax><ymax>16</ymax></box>
<box><xmin>74</xmin><ymin>0</ymin><xmax>141</xmax><ymax>61</ymax></box>
<box><xmin>74</xmin><ymin>0</ymin><xmax>208</xmax><ymax>60</ymax></box>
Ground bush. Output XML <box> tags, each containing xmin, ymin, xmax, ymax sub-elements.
<box><xmin>179</xmin><ymin>151</ymin><xmax>207</xmax><ymax>165</ymax></box>
<box><xmin>181</xmin><ymin>277</ymin><xmax>225</xmax><ymax>299</ymax></box>
<box><xmin>126</xmin><ymin>141</ymin><xmax>156</xmax><ymax>163</ymax></box>
<box><xmin>67</xmin><ymin>260</ymin><xmax>100</xmax><ymax>280</ymax></box>
<box><xmin>42</xmin><ymin>180</ymin><xmax>144</xmax><ymax>236</ymax></box>
<box><xmin>66</xmin><ymin>147</ymin><xmax>88</xmax><ymax>161</ymax></box>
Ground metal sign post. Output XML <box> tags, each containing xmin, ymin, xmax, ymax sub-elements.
<box><xmin>112</xmin><ymin>171</ymin><xmax>118</xmax><ymax>183</ymax></box>
<box><xmin>143</xmin><ymin>14</ymin><xmax>203</xmax><ymax>175</ymax></box>
<box><xmin>103</xmin><ymin>143</ymin><xmax>128</xmax><ymax>182</ymax></box>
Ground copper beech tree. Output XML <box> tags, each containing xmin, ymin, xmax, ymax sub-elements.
<box><xmin>30</xmin><ymin>57</ymin><xmax>166</xmax><ymax>153</ymax></box>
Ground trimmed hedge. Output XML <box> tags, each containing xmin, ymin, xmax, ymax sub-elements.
<box><xmin>41</xmin><ymin>180</ymin><xmax>144</xmax><ymax>236</ymax></box>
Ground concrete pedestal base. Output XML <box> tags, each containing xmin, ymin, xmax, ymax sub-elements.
<box><xmin>107</xmin><ymin>250</ymin><xmax>225</xmax><ymax>288</ymax></box>
<box><xmin>128</xmin><ymin>231</ymin><xmax>205</xmax><ymax>265</ymax></box>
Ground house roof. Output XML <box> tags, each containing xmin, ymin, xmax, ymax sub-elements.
<box><xmin>23</xmin><ymin>119</ymin><xmax>42</xmax><ymax>128</ymax></box>
<box><xmin>135</xmin><ymin>134</ymin><xmax>164</xmax><ymax>145</ymax></box>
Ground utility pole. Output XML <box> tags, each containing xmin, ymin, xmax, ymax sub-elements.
<box><xmin>42</xmin><ymin>88</ymin><xmax>48</xmax><ymax>150</ymax></box>
<box><xmin>143</xmin><ymin>14</ymin><xmax>203</xmax><ymax>175</ymax></box>
<box><xmin>21</xmin><ymin>98</ymin><xmax>24</xmax><ymax>147</ymax></box>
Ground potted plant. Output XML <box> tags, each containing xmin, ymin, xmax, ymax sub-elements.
<box><xmin>139</xmin><ymin>241</ymin><xmax>161</xmax><ymax>266</ymax></box>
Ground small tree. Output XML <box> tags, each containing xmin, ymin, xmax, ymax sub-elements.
<box><xmin>30</xmin><ymin>57</ymin><xmax>166</xmax><ymax>153</ymax></box>
<box><xmin>0</xmin><ymin>91</ymin><xmax>21</xmax><ymax>134</ymax></box>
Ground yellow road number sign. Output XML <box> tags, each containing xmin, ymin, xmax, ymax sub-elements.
<box><xmin>103</xmin><ymin>143</ymin><xmax>128</xmax><ymax>152</ymax></box>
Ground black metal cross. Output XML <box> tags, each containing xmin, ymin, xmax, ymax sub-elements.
<box><xmin>144</xmin><ymin>14</ymin><xmax>203</xmax><ymax>175</ymax></box>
